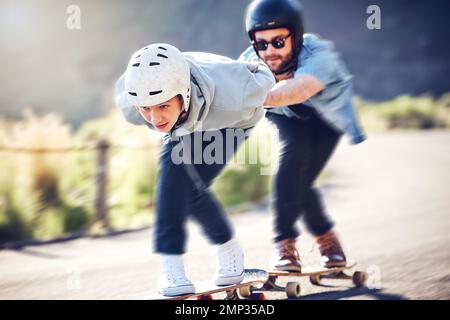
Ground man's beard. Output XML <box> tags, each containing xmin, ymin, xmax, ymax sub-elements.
<box><xmin>263</xmin><ymin>52</ymin><xmax>294</xmax><ymax>74</ymax></box>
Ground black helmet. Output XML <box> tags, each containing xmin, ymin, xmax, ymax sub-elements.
<box><xmin>245</xmin><ymin>0</ymin><xmax>304</xmax><ymax>56</ymax></box>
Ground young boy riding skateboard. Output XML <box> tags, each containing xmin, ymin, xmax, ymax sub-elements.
<box><xmin>240</xmin><ymin>0</ymin><xmax>367</xmax><ymax>272</ymax></box>
<box><xmin>115</xmin><ymin>43</ymin><xmax>275</xmax><ymax>296</ymax></box>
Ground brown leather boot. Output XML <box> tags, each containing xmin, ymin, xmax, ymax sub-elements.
<box><xmin>271</xmin><ymin>238</ymin><xmax>302</xmax><ymax>272</ymax></box>
<box><xmin>316</xmin><ymin>230</ymin><xmax>347</xmax><ymax>268</ymax></box>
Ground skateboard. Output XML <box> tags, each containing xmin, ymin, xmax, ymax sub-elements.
<box><xmin>151</xmin><ymin>269</ymin><xmax>269</xmax><ymax>300</ymax></box>
<box><xmin>258</xmin><ymin>263</ymin><xmax>366</xmax><ymax>298</ymax></box>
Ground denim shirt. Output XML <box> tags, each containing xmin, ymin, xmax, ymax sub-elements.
<box><xmin>239</xmin><ymin>33</ymin><xmax>367</xmax><ymax>145</ymax></box>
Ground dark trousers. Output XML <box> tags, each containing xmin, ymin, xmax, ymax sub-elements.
<box><xmin>266</xmin><ymin>108</ymin><xmax>341</xmax><ymax>242</ymax></box>
<box><xmin>154</xmin><ymin>128</ymin><xmax>251</xmax><ymax>254</ymax></box>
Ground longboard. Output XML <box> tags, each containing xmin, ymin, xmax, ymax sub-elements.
<box><xmin>259</xmin><ymin>263</ymin><xmax>366</xmax><ymax>298</ymax></box>
<box><xmin>150</xmin><ymin>269</ymin><xmax>269</xmax><ymax>300</ymax></box>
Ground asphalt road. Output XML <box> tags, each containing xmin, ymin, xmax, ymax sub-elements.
<box><xmin>1</xmin><ymin>130</ymin><xmax>449</xmax><ymax>300</ymax></box>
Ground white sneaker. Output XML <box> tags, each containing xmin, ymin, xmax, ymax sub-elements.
<box><xmin>214</xmin><ymin>238</ymin><xmax>245</xmax><ymax>286</ymax></box>
<box><xmin>159</xmin><ymin>254</ymin><xmax>195</xmax><ymax>296</ymax></box>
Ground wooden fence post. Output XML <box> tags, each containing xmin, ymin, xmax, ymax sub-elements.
<box><xmin>95</xmin><ymin>139</ymin><xmax>109</xmax><ymax>229</ymax></box>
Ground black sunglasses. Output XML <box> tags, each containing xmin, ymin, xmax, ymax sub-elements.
<box><xmin>253</xmin><ymin>34</ymin><xmax>292</xmax><ymax>51</ymax></box>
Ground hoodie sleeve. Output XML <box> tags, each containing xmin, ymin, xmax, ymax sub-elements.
<box><xmin>241</xmin><ymin>60</ymin><xmax>275</xmax><ymax>109</ymax></box>
<box><xmin>114</xmin><ymin>73</ymin><xmax>148</xmax><ymax>126</ymax></box>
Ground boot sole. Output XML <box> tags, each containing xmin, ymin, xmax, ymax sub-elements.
<box><xmin>273</xmin><ymin>265</ymin><xmax>302</xmax><ymax>273</ymax></box>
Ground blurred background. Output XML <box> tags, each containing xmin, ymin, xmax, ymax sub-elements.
<box><xmin>0</xmin><ymin>0</ymin><xmax>449</xmax><ymax>300</ymax></box>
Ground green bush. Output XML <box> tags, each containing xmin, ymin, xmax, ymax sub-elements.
<box><xmin>63</xmin><ymin>205</ymin><xmax>91</xmax><ymax>233</ymax></box>
<box><xmin>358</xmin><ymin>93</ymin><xmax>450</xmax><ymax>130</ymax></box>
<box><xmin>0</xmin><ymin>193</ymin><xmax>32</xmax><ymax>243</ymax></box>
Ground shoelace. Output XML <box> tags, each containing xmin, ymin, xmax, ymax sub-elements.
<box><xmin>277</xmin><ymin>242</ymin><xmax>300</xmax><ymax>260</ymax></box>
<box><xmin>218</xmin><ymin>246</ymin><xmax>238</xmax><ymax>273</ymax></box>
<box><xmin>318</xmin><ymin>234</ymin><xmax>341</xmax><ymax>254</ymax></box>
<box><xmin>165</xmin><ymin>264</ymin><xmax>188</xmax><ymax>284</ymax></box>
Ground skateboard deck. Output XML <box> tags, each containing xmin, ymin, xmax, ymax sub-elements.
<box><xmin>150</xmin><ymin>269</ymin><xmax>269</xmax><ymax>300</ymax></box>
<box><xmin>260</xmin><ymin>263</ymin><xmax>366</xmax><ymax>298</ymax></box>
<box><xmin>269</xmin><ymin>262</ymin><xmax>357</xmax><ymax>277</ymax></box>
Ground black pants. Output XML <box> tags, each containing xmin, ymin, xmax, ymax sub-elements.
<box><xmin>154</xmin><ymin>128</ymin><xmax>251</xmax><ymax>254</ymax></box>
<box><xmin>266</xmin><ymin>107</ymin><xmax>341</xmax><ymax>242</ymax></box>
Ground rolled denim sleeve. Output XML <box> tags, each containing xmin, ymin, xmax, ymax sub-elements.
<box><xmin>294</xmin><ymin>43</ymin><xmax>339</xmax><ymax>87</ymax></box>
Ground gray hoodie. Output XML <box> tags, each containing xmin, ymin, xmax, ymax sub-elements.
<box><xmin>115</xmin><ymin>52</ymin><xmax>275</xmax><ymax>136</ymax></box>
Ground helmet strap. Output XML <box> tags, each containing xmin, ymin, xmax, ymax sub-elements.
<box><xmin>173</xmin><ymin>106</ymin><xmax>190</xmax><ymax>129</ymax></box>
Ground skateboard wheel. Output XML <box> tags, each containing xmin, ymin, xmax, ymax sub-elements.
<box><xmin>239</xmin><ymin>286</ymin><xmax>252</xmax><ymax>298</ymax></box>
<box><xmin>249</xmin><ymin>293</ymin><xmax>266</xmax><ymax>300</ymax></box>
<box><xmin>352</xmin><ymin>271</ymin><xmax>367</xmax><ymax>287</ymax></box>
<box><xmin>310</xmin><ymin>274</ymin><xmax>321</xmax><ymax>285</ymax></box>
<box><xmin>197</xmin><ymin>294</ymin><xmax>213</xmax><ymax>300</ymax></box>
<box><xmin>285</xmin><ymin>282</ymin><xmax>301</xmax><ymax>298</ymax></box>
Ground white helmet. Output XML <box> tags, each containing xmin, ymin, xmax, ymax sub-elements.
<box><xmin>124</xmin><ymin>43</ymin><xmax>191</xmax><ymax>111</ymax></box>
